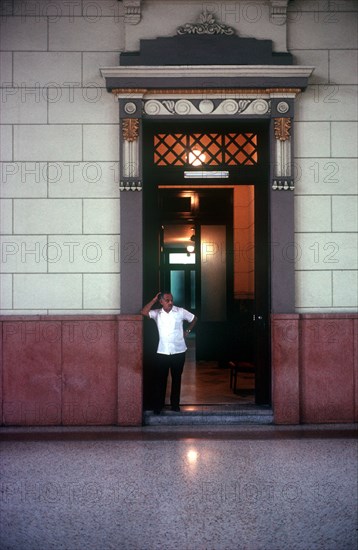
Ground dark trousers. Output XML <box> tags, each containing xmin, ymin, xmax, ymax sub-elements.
<box><xmin>153</xmin><ymin>352</ymin><xmax>186</xmax><ymax>411</ymax></box>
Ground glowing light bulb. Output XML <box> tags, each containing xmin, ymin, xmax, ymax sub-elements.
<box><xmin>188</xmin><ymin>149</ymin><xmax>206</xmax><ymax>166</ymax></box>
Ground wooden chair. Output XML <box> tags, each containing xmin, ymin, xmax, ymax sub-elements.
<box><xmin>229</xmin><ymin>360</ymin><xmax>255</xmax><ymax>394</ymax></box>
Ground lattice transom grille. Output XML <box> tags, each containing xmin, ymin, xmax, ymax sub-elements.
<box><xmin>153</xmin><ymin>133</ymin><xmax>258</xmax><ymax>166</ymax></box>
<box><xmin>154</xmin><ymin>134</ymin><xmax>186</xmax><ymax>166</ymax></box>
<box><xmin>225</xmin><ymin>133</ymin><xmax>258</xmax><ymax>165</ymax></box>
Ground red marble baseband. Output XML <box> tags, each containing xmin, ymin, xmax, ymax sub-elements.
<box><xmin>1</xmin><ymin>314</ymin><xmax>356</xmax><ymax>426</ymax></box>
<box><xmin>0</xmin><ymin>328</ymin><xmax>3</xmax><ymax>428</ymax></box>
<box><xmin>117</xmin><ymin>317</ymin><xmax>143</xmax><ymax>426</ymax></box>
<box><xmin>0</xmin><ymin>315</ymin><xmax>143</xmax><ymax>427</ymax></box>
<box><xmin>272</xmin><ymin>315</ymin><xmax>300</xmax><ymax>424</ymax></box>
<box><xmin>272</xmin><ymin>313</ymin><xmax>358</xmax><ymax>424</ymax></box>
<box><xmin>354</xmin><ymin>319</ymin><xmax>358</xmax><ymax>422</ymax></box>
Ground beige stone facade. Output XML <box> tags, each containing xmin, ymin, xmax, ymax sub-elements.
<box><xmin>1</xmin><ymin>0</ymin><xmax>356</xmax><ymax>315</ymax></box>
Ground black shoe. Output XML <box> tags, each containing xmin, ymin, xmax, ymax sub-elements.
<box><xmin>171</xmin><ymin>406</ymin><xmax>180</xmax><ymax>412</ymax></box>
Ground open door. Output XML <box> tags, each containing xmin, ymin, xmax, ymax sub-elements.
<box><xmin>143</xmin><ymin>119</ymin><xmax>271</xmax><ymax>407</ymax></box>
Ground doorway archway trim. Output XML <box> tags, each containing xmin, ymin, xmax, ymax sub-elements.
<box><xmin>100</xmin><ymin>61</ymin><xmax>314</xmax><ymax>314</ymax></box>
<box><xmin>105</xmin><ymin>86</ymin><xmax>303</xmax><ymax>194</ymax></box>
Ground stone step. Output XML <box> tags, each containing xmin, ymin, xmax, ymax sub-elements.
<box><xmin>143</xmin><ymin>405</ymin><xmax>273</xmax><ymax>426</ymax></box>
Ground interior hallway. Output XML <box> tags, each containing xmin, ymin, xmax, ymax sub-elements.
<box><xmin>166</xmin><ymin>337</ymin><xmax>255</xmax><ymax>406</ymax></box>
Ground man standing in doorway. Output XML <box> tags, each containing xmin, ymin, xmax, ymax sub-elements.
<box><xmin>141</xmin><ymin>292</ymin><xmax>197</xmax><ymax>414</ymax></box>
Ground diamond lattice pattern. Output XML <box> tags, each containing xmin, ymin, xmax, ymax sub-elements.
<box><xmin>154</xmin><ymin>133</ymin><xmax>258</xmax><ymax>166</ymax></box>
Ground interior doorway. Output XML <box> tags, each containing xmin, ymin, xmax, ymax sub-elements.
<box><xmin>160</xmin><ymin>187</ymin><xmax>257</xmax><ymax>405</ymax></box>
<box><xmin>142</xmin><ymin>119</ymin><xmax>271</xmax><ymax>408</ymax></box>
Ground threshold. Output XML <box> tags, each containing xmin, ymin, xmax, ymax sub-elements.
<box><xmin>143</xmin><ymin>404</ymin><xmax>273</xmax><ymax>426</ymax></box>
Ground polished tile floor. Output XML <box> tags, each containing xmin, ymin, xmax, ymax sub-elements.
<box><xmin>166</xmin><ymin>338</ymin><xmax>255</xmax><ymax>405</ymax></box>
<box><xmin>1</xmin><ymin>425</ymin><xmax>357</xmax><ymax>550</ymax></box>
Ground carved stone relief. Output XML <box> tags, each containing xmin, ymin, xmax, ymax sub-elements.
<box><xmin>177</xmin><ymin>10</ymin><xmax>235</xmax><ymax>36</ymax></box>
<box><xmin>122</xmin><ymin>118</ymin><xmax>140</xmax><ymax>142</ymax></box>
<box><xmin>123</xmin><ymin>0</ymin><xmax>141</xmax><ymax>25</ymax></box>
<box><xmin>143</xmin><ymin>99</ymin><xmax>271</xmax><ymax>116</ymax></box>
<box><xmin>274</xmin><ymin>117</ymin><xmax>291</xmax><ymax>141</ymax></box>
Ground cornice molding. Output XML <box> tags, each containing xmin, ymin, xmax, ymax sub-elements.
<box><xmin>112</xmin><ymin>88</ymin><xmax>302</xmax><ymax>98</ymax></box>
<box><xmin>102</xmin><ymin>65</ymin><xmax>314</xmax><ymax>93</ymax></box>
<box><xmin>101</xmin><ymin>65</ymin><xmax>314</xmax><ymax>80</ymax></box>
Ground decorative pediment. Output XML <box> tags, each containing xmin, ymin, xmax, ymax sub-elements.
<box><xmin>101</xmin><ymin>7</ymin><xmax>314</xmax><ymax>92</ymax></box>
<box><xmin>119</xmin><ymin>9</ymin><xmax>292</xmax><ymax>67</ymax></box>
<box><xmin>100</xmin><ymin>5</ymin><xmax>314</xmax><ymax>193</ymax></box>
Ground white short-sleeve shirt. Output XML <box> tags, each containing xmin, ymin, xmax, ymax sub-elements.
<box><xmin>149</xmin><ymin>305</ymin><xmax>195</xmax><ymax>355</ymax></box>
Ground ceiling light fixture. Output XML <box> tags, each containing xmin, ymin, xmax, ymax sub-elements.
<box><xmin>184</xmin><ymin>170</ymin><xmax>229</xmax><ymax>179</ymax></box>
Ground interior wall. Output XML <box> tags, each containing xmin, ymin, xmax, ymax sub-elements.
<box><xmin>233</xmin><ymin>186</ymin><xmax>255</xmax><ymax>299</ymax></box>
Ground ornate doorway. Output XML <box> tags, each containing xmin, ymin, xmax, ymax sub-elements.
<box><xmin>142</xmin><ymin>119</ymin><xmax>270</xmax><ymax>405</ymax></box>
<box><xmin>100</xmin><ymin>11</ymin><xmax>313</xmax><ymax>417</ymax></box>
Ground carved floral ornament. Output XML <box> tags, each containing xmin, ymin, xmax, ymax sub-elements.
<box><xmin>274</xmin><ymin>117</ymin><xmax>291</xmax><ymax>141</ymax></box>
<box><xmin>177</xmin><ymin>9</ymin><xmax>235</xmax><ymax>36</ymax></box>
<box><xmin>122</xmin><ymin>118</ymin><xmax>140</xmax><ymax>142</ymax></box>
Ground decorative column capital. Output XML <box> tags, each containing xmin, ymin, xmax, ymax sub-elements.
<box><xmin>274</xmin><ymin>117</ymin><xmax>291</xmax><ymax>141</ymax></box>
<box><xmin>122</xmin><ymin>118</ymin><xmax>140</xmax><ymax>142</ymax></box>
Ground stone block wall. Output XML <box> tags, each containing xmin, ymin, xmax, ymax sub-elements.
<box><xmin>288</xmin><ymin>0</ymin><xmax>357</xmax><ymax>312</ymax></box>
<box><xmin>1</xmin><ymin>0</ymin><xmax>124</xmax><ymax>314</ymax></box>
<box><xmin>1</xmin><ymin>0</ymin><xmax>356</xmax><ymax>315</ymax></box>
